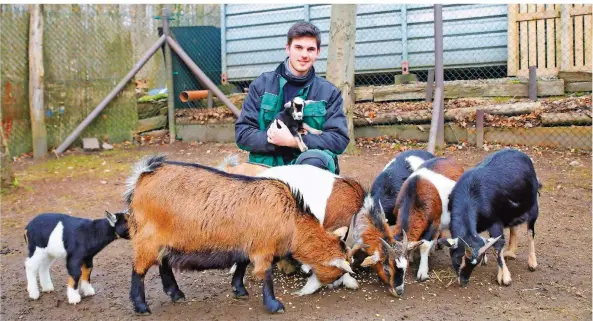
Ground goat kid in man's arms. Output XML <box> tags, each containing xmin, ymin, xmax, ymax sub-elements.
<box><xmin>273</xmin><ymin>97</ymin><xmax>322</xmax><ymax>152</ymax></box>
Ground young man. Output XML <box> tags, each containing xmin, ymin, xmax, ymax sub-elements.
<box><xmin>235</xmin><ymin>22</ymin><xmax>349</xmax><ymax>174</ymax></box>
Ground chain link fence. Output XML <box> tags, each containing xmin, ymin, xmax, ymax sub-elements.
<box><xmin>1</xmin><ymin>4</ymin><xmax>591</xmax><ymax>156</ymax></box>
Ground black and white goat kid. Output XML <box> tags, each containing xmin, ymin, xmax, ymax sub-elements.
<box><xmin>273</xmin><ymin>97</ymin><xmax>322</xmax><ymax>152</ymax></box>
<box><xmin>24</xmin><ymin>211</ymin><xmax>129</xmax><ymax>304</ymax></box>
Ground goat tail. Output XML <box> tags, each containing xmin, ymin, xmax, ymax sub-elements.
<box><xmin>537</xmin><ymin>178</ymin><xmax>543</xmax><ymax>196</ymax></box>
<box><xmin>23</xmin><ymin>230</ymin><xmax>28</xmax><ymax>246</ymax></box>
<box><xmin>124</xmin><ymin>154</ymin><xmax>167</xmax><ymax>205</ymax></box>
<box><xmin>216</xmin><ymin>154</ymin><xmax>240</xmax><ymax>172</ymax></box>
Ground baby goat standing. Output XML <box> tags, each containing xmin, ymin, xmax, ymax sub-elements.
<box><xmin>24</xmin><ymin>211</ymin><xmax>129</xmax><ymax>304</ymax></box>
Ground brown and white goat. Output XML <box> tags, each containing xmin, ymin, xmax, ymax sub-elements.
<box><xmin>124</xmin><ymin>155</ymin><xmax>352</xmax><ymax>315</ymax></box>
<box><xmin>390</xmin><ymin>156</ymin><xmax>464</xmax><ymax>296</ymax></box>
<box><xmin>255</xmin><ymin>164</ymin><xmax>366</xmax><ymax>294</ymax></box>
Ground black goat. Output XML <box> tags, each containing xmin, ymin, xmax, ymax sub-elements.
<box><xmin>438</xmin><ymin>148</ymin><xmax>541</xmax><ymax>287</ymax></box>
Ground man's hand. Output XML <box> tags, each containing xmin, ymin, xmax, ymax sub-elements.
<box><xmin>267</xmin><ymin>120</ymin><xmax>298</xmax><ymax>148</ymax></box>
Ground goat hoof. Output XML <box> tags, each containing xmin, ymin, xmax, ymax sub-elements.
<box><xmin>41</xmin><ymin>285</ymin><xmax>55</xmax><ymax>293</ymax></box>
<box><xmin>134</xmin><ymin>303</ymin><xmax>152</xmax><ymax>316</ymax></box>
<box><xmin>503</xmin><ymin>252</ymin><xmax>517</xmax><ymax>260</ymax></box>
<box><xmin>28</xmin><ymin>289</ymin><xmax>40</xmax><ymax>300</ymax></box>
<box><xmin>417</xmin><ymin>274</ymin><xmax>429</xmax><ymax>282</ymax></box>
<box><xmin>167</xmin><ymin>289</ymin><xmax>185</xmax><ymax>303</ymax></box>
<box><xmin>264</xmin><ymin>299</ymin><xmax>285</xmax><ymax>313</ymax></box>
<box><xmin>528</xmin><ymin>264</ymin><xmax>537</xmax><ymax>272</ymax></box>
<box><xmin>233</xmin><ymin>287</ymin><xmax>249</xmax><ymax>299</ymax></box>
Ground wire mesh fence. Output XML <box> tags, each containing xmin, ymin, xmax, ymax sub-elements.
<box><xmin>0</xmin><ymin>4</ymin><xmax>591</xmax><ymax>157</ymax></box>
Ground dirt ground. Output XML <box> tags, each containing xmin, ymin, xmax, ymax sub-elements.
<box><xmin>1</xmin><ymin>141</ymin><xmax>591</xmax><ymax>321</ymax></box>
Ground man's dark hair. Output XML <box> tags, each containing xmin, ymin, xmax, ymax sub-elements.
<box><xmin>287</xmin><ymin>22</ymin><xmax>321</xmax><ymax>49</ymax></box>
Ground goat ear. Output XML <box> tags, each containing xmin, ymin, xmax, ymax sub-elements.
<box><xmin>360</xmin><ymin>251</ymin><xmax>380</xmax><ymax>267</ymax></box>
<box><xmin>283</xmin><ymin>101</ymin><xmax>291</xmax><ymax>108</ymax></box>
<box><xmin>105</xmin><ymin>211</ymin><xmax>117</xmax><ymax>227</ymax></box>
<box><xmin>304</xmin><ymin>100</ymin><xmax>314</xmax><ymax>105</ymax></box>
<box><xmin>478</xmin><ymin>235</ymin><xmax>501</xmax><ymax>256</ymax></box>
<box><xmin>332</xmin><ymin>226</ymin><xmax>348</xmax><ymax>240</ymax></box>
<box><xmin>437</xmin><ymin>237</ymin><xmax>458</xmax><ymax>248</ymax></box>
<box><xmin>407</xmin><ymin>240</ymin><xmax>424</xmax><ymax>252</ymax></box>
<box><xmin>328</xmin><ymin>258</ymin><xmax>354</xmax><ymax>274</ymax></box>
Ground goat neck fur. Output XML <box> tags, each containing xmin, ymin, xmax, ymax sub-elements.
<box><xmin>392</xmin><ymin>157</ymin><xmax>464</xmax><ymax>242</ymax></box>
<box><xmin>370</xmin><ymin>150</ymin><xmax>435</xmax><ymax>225</ymax></box>
<box><xmin>125</xmin><ymin>156</ymin><xmax>348</xmax><ymax>284</ymax></box>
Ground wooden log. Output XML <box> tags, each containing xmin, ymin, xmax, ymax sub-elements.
<box><xmin>565</xmin><ymin>82</ymin><xmax>593</xmax><ymax>92</ymax></box>
<box><xmin>369</xmin><ymin>79</ymin><xmax>564</xmax><ymax>102</ymax></box>
<box><xmin>135</xmin><ymin>115</ymin><xmax>167</xmax><ymax>134</ymax></box>
<box><xmin>354</xmin><ymin>102</ymin><xmax>543</xmax><ymax>126</ymax></box>
<box><xmin>540</xmin><ymin>112</ymin><xmax>592</xmax><ymax>126</ymax></box>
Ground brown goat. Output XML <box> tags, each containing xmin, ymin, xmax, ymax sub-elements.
<box><xmin>390</xmin><ymin>156</ymin><xmax>464</xmax><ymax>296</ymax></box>
<box><xmin>124</xmin><ymin>155</ymin><xmax>352</xmax><ymax>315</ymax></box>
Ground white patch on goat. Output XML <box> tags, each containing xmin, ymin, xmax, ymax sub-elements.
<box><xmin>329</xmin><ymin>273</ymin><xmax>359</xmax><ymax>290</ymax></box>
<box><xmin>301</xmin><ymin>264</ymin><xmax>312</xmax><ymax>274</ymax></box>
<box><xmin>293</xmin><ymin>273</ymin><xmax>323</xmax><ymax>296</ymax></box>
<box><xmin>408</xmin><ymin>168</ymin><xmax>456</xmax><ymax>230</ymax></box>
<box><xmin>396</xmin><ymin>256</ymin><xmax>407</xmax><ymax>269</ymax></box>
<box><xmin>80</xmin><ymin>281</ymin><xmax>95</xmax><ymax>297</ymax></box>
<box><xmin>228</xmin><ymin>263</ymin><xmax>237</xmax><ymax>275</ymax></box>
<box><xmin>257</xmin><ymin>165</ymin><xmax>337</xmax><ymax>224</ymax></box>
<box><xmin>417</xmin><ymin>240</ymin><xmax>433</xmax><ymax>281</ymax></box>
<box><xmin>405</xmin><ymin>155</ymin><xmax>427</xmax><ymax>172</ymax></box>
<box><xmin>25</xmin><ymin>222</ymin><xmax>67</xmax><ymax>300</ymax></box>
<box><xmin>382</xmin><ymin>157</ymin><xmax>397</xmax><ymax>172</ymax></box>
<box><xmin>67</xmin><ymin>286</ymin><xmax>81</xmax><ymax>305</ymax></box>
<box><xmin>216</xmin><ymin>154</ymin><xmax>240</xmax><ymax>171</ymax></box>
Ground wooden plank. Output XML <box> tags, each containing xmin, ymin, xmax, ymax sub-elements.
<box><xmin>574</xmin><ymin>13</ymin><xmax>584</xmax><ymax>68</ymax></box>
<box><xmin>374</xmin><ymin>84</ymin><xmax>427</xmax><ymax>101</ymax></box>
<box><xmin>135</xmin><ymin>115</ymin><xmax>167</xmax><ymax>134</ymax></box>
<box><xmin>516</xmin><ymin>9</ymin><xmax>559</xmax><ymax>22</ymax></box>
<box><xmin>586</xmin><ymin>14</ymin><xmax>592</xmax><ymax>67</ymax></box>
<box><xmin>546</xmin><ymin>6</ymin><xmax>556</xmax><ymax>69</ymax></box>
<box><xmin>540</xmin><ymin>112</ymin><xmax>592</xmax><ymax>126</ymax></box>
<box><xmin>560</xmin><ymin>5</ymin><xmax>573</xmax><ymax>71</ymax></box>
<box><xmin>565</xmin><ymin>81</ymin><xmax>592</xmax><ymax>92</ymax></box>
<box><xmin>475</xmin><ymin>110</ymin><xmax>484</xmax><ymax>148</ymax></box>
<box><xmin>354</xmin><ymin>86</ymin><xmax>374</xmax><ymax>102</ymax></box>
<box><xmin>507</xmin><ymin>4</ymin><xmax>519</xmax><ymax>76</ymax></box>
<box><xmin>537</xmin><ymin>4</ymin><xmax>546</xmax><ymax>69</ymax></box>
<box><xmin>558</xmin><ymin>71</ymin><xmax>593</xmax><ymax>82</ymax></box>
<box><xmin>555</xmin><ymin>4</ymin><xmax>562</xmax><ymax>71</ymax></box>
<box><xmin>520</xmin><ymin>4</ymin><xmax>529</xmax><ymax>72</ymax></box>
<box><xmin>570</xmin><ymin>5</ymin><xmax>592</xmax><ymax>17</ymax></box>
<box><xmin>528</xmin><ymin>4</ymin><xmax>537</xmax><ymax>68</ymax></box>
<box><xmin>484</xmin><ymin>126</ymin><xmax>591</xmax><ymax>150</ymax></box>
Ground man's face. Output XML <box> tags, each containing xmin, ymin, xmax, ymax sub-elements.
<box><xmin>285</xmin><ymin>36</ymin><xmax>320</xmax><ymax>77</ymax></box>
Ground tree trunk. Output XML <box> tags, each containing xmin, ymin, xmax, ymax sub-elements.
<box><xmin>0</xmin><ymin>103</ymin><xmax>14</xmax><ymax>190</ymax></box>
<box><xmin>325</xmin><ymin>5</ymin><xmax>358</xmax><ymax>153</ymax></box>
<box><xmin>29</xmin><ymin>4</ymin><xmax>47</xmax><ymax>159</ymax></box>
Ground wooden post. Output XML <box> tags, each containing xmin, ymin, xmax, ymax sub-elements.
<box><xmin>425</xmin><ymin>68</ymin><xmax>434</xmax><ymax>102</ymax></box>
<box><xmin>475</xmin><ymin>109</ymin><xmax>484</xmax><ymax>148</ymax></box>
<box><xmin>507</xmin><ymin>4</ymin><xmax>519</xmax><ymax>76</ymax></box>
<box><xmin>207</xmin><ymin>90</ymin><xmax>213</xmax><ymax>108</ymax></box>
<box><xmin>29</xmin><ymin>4</ymin><xmax>47</xmax><ymax>159</ymax></box>
<box><xmin>529</xmin><ymin>66</ymin><xmax>537</xmax><ymax>101</ymax></box>
<box><xmin>0</xmin><ymin>100</ymin><xmax>14</xmax><ymax>190</ymax></box>
<box><xmin>326</xmin><ymin>4</ymin><xmax>358</xmax><ymax>153</ymax></box>
<box><xmin>559</xmin><ymin>4</ymin><xmax>572</xmax><ymax>71</ymax></box>
<box><xmin>163</xmin><ymin>6</ymin><xmax>176</xmax><ymax>144</ymax></box>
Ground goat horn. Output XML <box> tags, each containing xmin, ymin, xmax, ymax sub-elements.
<box><xmin>330</xmin><ymin>259</ymin><xmax>354</xmax><ymax>274</ymax></box>
<box><xmin>401</xmin><ymin>229</ymin><xmax>408</xmax><ymax>247</ymax></box>
<box><xmin>379</xmin><ymin>238</ymin><xmax>396</xmax><ymax>258</ymax></box>
<box><xmin>478</xmin><ymin>235</ymin><xmax>501</xmax><ymax>256</ymax></box>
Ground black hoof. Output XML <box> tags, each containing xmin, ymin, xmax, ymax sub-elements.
<box><xmin>528</xmin><ymin>265</ymin><xmax>537</xmax><ymax>272</ymax></box>
<box><xmin>264</xmin><ymin>299</ymin><xmax>285</xmax><ymax>313</ymax></box>
<box><xmin>133</xmin><ymin>302</ymin><xmax>152</xmax><ymax>316</ymax></box>
<box><xmin>167</xmin><ymin>288</ymin><xmax>186</xmax><ymax>303</ymax></box>
<box><xmin>233</xmin><ymin>286</ymin><xmax>249</xmax><ymax>299</ymax></box>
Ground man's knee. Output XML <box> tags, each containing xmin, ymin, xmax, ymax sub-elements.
<box><xmin>294</xmin><ymin>150</ymin><xmax>338</xmax><ymax>174</ymax></box>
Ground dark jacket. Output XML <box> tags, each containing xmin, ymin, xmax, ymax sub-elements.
<box><xmin>235</xmin><ymin>62</ymin><xmax>350</xmax><ymax>165</ymax></box>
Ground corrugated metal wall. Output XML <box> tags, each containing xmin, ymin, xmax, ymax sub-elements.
<box><xmin>222</xmin><ymin>4</ymin><xmax>508</xmax><ymax>81</ymax></box>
